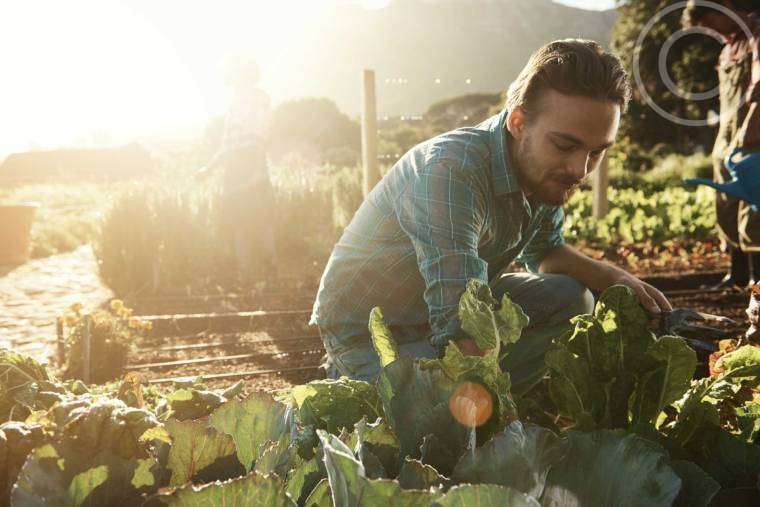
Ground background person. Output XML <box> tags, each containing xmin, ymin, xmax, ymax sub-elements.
<box><xmin>683</xmin><ymin>0</ymin><xmax>760</xmax><ymax>288</ymax></box>
<box><xmin>196</xmin><ymin>56</ymin><xmax>278</xmax><ymax>284</ymax></box>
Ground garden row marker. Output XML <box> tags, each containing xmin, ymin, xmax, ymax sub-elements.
<box><xmin>362</xmin><ymin>68</ymin><xmax>380</xmax><ymax>197</ymax></box>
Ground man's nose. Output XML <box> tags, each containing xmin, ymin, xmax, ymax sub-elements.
<box><xmin>566</xmin><ymin>152</ymin><xmax>590</xmax><ymax>181</ymax></box>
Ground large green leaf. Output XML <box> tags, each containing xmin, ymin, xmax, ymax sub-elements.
<box><xmin>0</xmin><ymin>349</ymin><xmax>51</xmax><ymax>423</ymax></box>
<box><xmin>345</xmin><ymin>418</ymin><xmax>399</xmax><ymax>478</ymax></box>
<box><xmin>433</xmin><ymin>484</ymin><xmax>540</xmax><ymax>507</ymax></box>
<box><xmin>369</xmin><ymin>308</ymin><xmax>400</xmax><ymax>367</ymax></box>
<box><xmin>11</xmin><ymin>441</ymin><xmax>157</xmax><ymax>507</ymax></box>
<box><xmin>690</xmin><ymin>428</ymin><xmax>760</xmax><ymax>490</ymax></box>
<box><xmin>39</xmin><ymin>396</ymin><xmax>160</xmax><ymax>460</ymax></box>
<box><xmin>375</xmin><ymin>356</ymin><xmax>468</xmax><ymax>475</ymax></box>
<box><xmin>669</xmin><ymin>460</ymin><xmax>719</xmax><ymax>507</ymax></box>
<box><xmin>670</xmin><ymin>346</ymin><xmax>760</xmax><ymax>448</ymax></box>
<box><xmin>0</xmin><ymin>421</ymin><xmax>46</xmax><ymax>503</ymax></box>
<box><xmin>451</xmin><ymin>421</ymin><xmax>566</xmax><ymax>498</ymax></box>
<box><xmin>255</xmin><ymin>435</ymin><xmax>296</xmax><ymax>478</ymax></box>
<box><xmin>67</xmin><ymin>466</ymin><xmax>108</xmax><ymax>507</ymax></box>
<box><xmin>736</xmin><ymin>399</ymin><xmax>760</xmax><ymax>443</ymax></box>
<box><xmin>541</xmin><ymin>430</ymin><xmax>681</xmax><ymax>507</ymax></box>
<box><xmin>285</xmin><ymin>456</ymin><xmax>324</xmax><ymax>505</ymax></box>
<box><xmin>318</xmin><ymin>430</ymin><xmax>436</xmax><ymax>507</ymax></box>
<box><xmin>458</xmin><ymin>279</ymin><xmax>529</xmax><ymax>351</ymax></box>
<box><xmin>631</xmin><ymin>336</ymin><xmax>696</xmax><ymax>425</ymax></box>
<box><xmin>565</xmin><ymin>315</ymin><xmax>617</xmax><ymax>381</ymax></box>
<box><xmin>209</xmin><ymin>393</ymin><xmax>289</xmax><ymax>471</ymax></box>
<box><xmin>303</xmin><ymin>478</ymin><xmax>332</xmax><ymax>507</ymax></box>
<box><xmin>290</xmin><ymin>378</ymin><xmax>383</xmax><ymax>434</ymax></box>
<box><xmin>397</xmin><ymin>458</ymin><xmax>448</xmax><ymax>491</ymax></box>
<box><xmin>546</xmin><ymin>286</ymin><xmax>690</xmax><ymax>431</ymax></box>
<box><xmin>714</xmin><ymin>345</ymin><xmax>760</xmax><ymax>386</ymax></box>
<box><xmin>156</xmin><ymin>471</ymin><xmax>296</xmax><ymax>506</ymax></box>
<box><xmin>165</xmin><ymin>419</ymin><xmax>236</xmax><ymax>486</ymax></box>
<box><xmin>420</xmin><ymin>343</ymin><xmax>516</xmax><ymax>433</ymax></box>
<box><xmin>545</xmin><ymin>344</ymin><xmax>600</xmax><ymax>430</ymax></box>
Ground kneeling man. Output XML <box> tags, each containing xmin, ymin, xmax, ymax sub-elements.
<box><xmin>310</xmin><ymin>39</ymin><xmax>671</xmax><ymax>395</ymax></box>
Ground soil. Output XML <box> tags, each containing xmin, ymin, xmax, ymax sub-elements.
<box><xmin>126</xmin><ymin>274</ymin><xmax>753</xmax><ymax>396</ymax></box>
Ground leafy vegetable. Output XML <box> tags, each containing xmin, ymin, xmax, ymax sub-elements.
<box><xmin>165</xmin><ymin>419</ymin><xmax>236</xmax><ymax>486</ymax></box>
<box><xmin>451</xmin><ymin>421</ymin><xmax>566</xmax><ymax>498</ymax></box>
<box><xmin>156</xmin><ymin>471</ymin><xmax>296</xmax><ymax>506</ymax></box>
<box><xmin>209</xmin><ymin>393</ymin><xmax>290</xmax><ymax>472</ymax></box>
<box><xmin>546</xmin><ymin>285</ymin><xmax>696</xmax><ymax>430</ymax></box>
<box><xmin>434</xmin><ymin>484</ymin><xmax>540</xmax><ymax>507</ymax></box>
<box><xmin>541</xmin><ymin>430</ymin><xmax>682</xmax><ymax>507</ymax></box>
<box><xmin>290</xmin><ymin>378</ymin><xmax>383</xmax><ymax>433</ymax></box>
<box><xmin>0</xmin><ymin>349</ymin><xmax>51</xmax><ymax>422</ymax></box>
<box><xmin>318</xmin><ymin>430</ymin><xmax>435</xmax><ymax>506</ymax></box>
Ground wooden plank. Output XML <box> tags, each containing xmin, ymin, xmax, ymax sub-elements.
<box><xmin>142</xmin><ymin>309</ymin><xmax>312</xmax><ymax>337</ymax></box>
<box><xmin>126</xmin><ymin>346</ymin><xmax>324</xmax><ymax>370</ymax></box>
<box><xmin>147</xmin><ymin>364</ymin><xmax>322</xmax><ymax>384</ymax></box>
<box><xmin>141</xmin><ymin>333</ymin><xmax>322</xmax><ymax>353</ymax></box>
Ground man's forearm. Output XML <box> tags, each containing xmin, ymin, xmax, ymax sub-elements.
<box><xmin>537</xmin><ymin>244</ymin><xmax>672</xmax><ymax>315</ymax></box>
<box><xmin>537</xmin><ymin>244</ymin><xmax>624</xmax><ymax>292</ymax></box>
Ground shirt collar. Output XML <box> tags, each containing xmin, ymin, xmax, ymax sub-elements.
<box><xmin>480</xmin><ymin>107</ymin><xmax>522</xmax><ymax>196</ymax></box>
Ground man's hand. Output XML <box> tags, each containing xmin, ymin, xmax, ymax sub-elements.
<box><xmin>455</xmin><ymin>338</ymin><xmax>487</xmax><ymax>357</ymax></box>
<box><xmin>610</xmin><ymin>272</ymin><xmax>672</xmax><ymax>316</ymax></box>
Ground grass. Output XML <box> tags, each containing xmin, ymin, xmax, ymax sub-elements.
<box><xmin>0</xmin><ymin>183</ymin><xmax>115</xmax><ymax>259</ymax></box>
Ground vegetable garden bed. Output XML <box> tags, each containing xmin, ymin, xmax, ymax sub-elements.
<box><xmin>2</xmin><ymin>281</ymin><xmax>758</xmax><ymax>506</ymax></box>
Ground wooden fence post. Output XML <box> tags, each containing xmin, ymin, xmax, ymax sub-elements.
<box><xmin>361</xmin><ymin>69</ymin><xmax>380</xmax><ymax>197</ymax></box>
<box><xmin>83</xmin><ymin>314</ymin><xmax>91</xmax><ymax>384</ymax></box>
<box><xmin>56</xmin><ymin>317</ymin><xmax>65</xmax><ymax>366</ymax></box>
<box><xmin>592</xmin><ymin>154</ymin><xmax>609</xmax><ymax>219</ymax></box>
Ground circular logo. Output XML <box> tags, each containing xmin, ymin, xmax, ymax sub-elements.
<box><xmin>632</xmin><ymin>0</ymin><xmax>754</xmax><ymax>127</ymax></box>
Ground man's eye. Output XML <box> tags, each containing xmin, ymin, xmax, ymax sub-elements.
<box><xmin>590</xmin><ymin>150</ymin><xmax>605</xmax><ymax>158</ymax></box>
<box><xmin>553</xmin><ymin>141</ymin><xmax>574</xmax><ymax>152</ymax></box>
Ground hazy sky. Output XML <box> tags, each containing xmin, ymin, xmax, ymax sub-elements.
<box><xmin>0</xmin><ymin>0</ymin><xmax>618</xmax><ymax>155</ymax></box>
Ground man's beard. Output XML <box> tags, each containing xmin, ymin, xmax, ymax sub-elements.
<box><xmin>514</xmin><ymin>134</ymin><xmax>581</xmax><ymax>206</ymax></box>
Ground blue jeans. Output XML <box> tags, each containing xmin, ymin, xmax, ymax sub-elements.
<box><xmin>318</xmin><ymin>272</ymin><xmax>594</xmax><ymax>396</ymax></box>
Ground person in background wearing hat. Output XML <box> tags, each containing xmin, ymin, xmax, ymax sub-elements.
<box><xmin>683</xmin><ymin>0</ymin><xmax>760</xmax><ymax>288</ymax></box>
<box><xmin>196</xmin><ymin>56</ymin><xmax>278</xmax><ymax>284</ymax></box>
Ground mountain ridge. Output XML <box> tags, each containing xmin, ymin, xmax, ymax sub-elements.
<box><xmin>271</xmin><ymin>0</ymin><xmax>618</xmax><ymax>116</ymax></box>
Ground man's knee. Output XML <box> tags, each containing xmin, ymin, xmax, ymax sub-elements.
<box><xmin>543</xmin><ymin>274</ymin><xmax>594</xmax><ymax>324</ymax></box>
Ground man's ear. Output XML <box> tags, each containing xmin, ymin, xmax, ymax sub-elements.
<box><xmin>506</xmin><ymin>107</ymin><xmax>526</xmax><ymax>140</ymax></box>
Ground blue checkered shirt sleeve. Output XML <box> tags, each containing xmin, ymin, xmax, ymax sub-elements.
<box><xmin>394</xmin><ymin>159</ymin><xmax>489</xmax><ymax>351</ymax></box>
<box><xmin>514</xmin><ymin>207</ymin><xmax>565</xmax><ymax>273</ymax></box>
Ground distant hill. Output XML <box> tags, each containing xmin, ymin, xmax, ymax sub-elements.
<box><xmin>273</xmin><ymin>0</ymin><xmax>617</xmax><ymax>117</ymax></box>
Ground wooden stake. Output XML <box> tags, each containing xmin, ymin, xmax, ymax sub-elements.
<box><xmin>56</xmin><ymin>317</ymin><xmax>66</xmax><ymax>366</ymax></box>
<box><xmin>82</xmin><ymin>314</ymin><xmax>91</xmax><ymax>384</ymax></box>
<box><xmin>361</xmin><ymin>69</ymin><xmax>380</xmax><ymax>197</ymax></box>
<box><xmin>592</xmin><ymin>154</ymin><xmax>609</xmax><ymax>219</ymax></box>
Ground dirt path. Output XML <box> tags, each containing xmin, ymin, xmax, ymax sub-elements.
<box><xmin>0</xmin><ymin>245</ymin><xmax>112</xmax><ymax>362</ymax></box>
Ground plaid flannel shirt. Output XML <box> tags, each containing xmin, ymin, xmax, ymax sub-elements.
<box><xmin>310</xmin><ymin>107</ymin><xmax>565</xmax><ymax>352</ymax></box>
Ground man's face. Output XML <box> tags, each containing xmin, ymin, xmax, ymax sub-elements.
<box><xmin>508</xmin><ymin>89</ymin><xmax>620</xmax><ymax>206</ymax></box>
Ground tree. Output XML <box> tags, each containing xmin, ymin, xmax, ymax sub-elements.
<box><xmin>267</xmin><ymin>98</ymin><xmax>360</xmax><ymax>167</ymax></box>
<box><xmin>611</xmin><ymin>0</ymin><xmax>721</xmax><ymax>160</ymax></box>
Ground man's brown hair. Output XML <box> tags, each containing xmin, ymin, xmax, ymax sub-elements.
<box><xmin>506</xmin><ymin>39</ymin><xmax>632</xmax><ymax>117</ymax></box>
